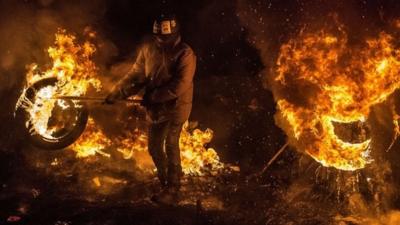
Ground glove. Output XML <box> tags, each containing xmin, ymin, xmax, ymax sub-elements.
<box><xmin>141</xmin><ymin>90</ymin><xmax>154</xmax><ymax>108</ymax></box>
<box><xmin>104</xmin><ymin>89</ymin><xmax>122</xmax><ymax>104</ymax></box>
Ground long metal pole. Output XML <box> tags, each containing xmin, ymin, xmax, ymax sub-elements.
<box><xmin>246</xmin><ymin>142</ymin><xmax>289</xmax><ymax>181</ymax></box>
<box><xmin>52</xmin><ymin>96</ymin><xmax>141</xmax><ymax>103</ymax></box>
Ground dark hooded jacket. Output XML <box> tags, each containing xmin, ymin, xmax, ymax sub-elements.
<box><xmin>115</xmin><ymin>36</ymin><xmax>196</xmax><ymax>123</ymax></box>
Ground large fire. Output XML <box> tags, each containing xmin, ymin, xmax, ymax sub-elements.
<box><xmin>273</xmin><ymin>23</ymin><xmax>400</xmax><ymax>171</ymax></box>
<box><xmin>16</xmin><ymin>29</ymin><xmax>101</xmax><ymax>138</ymax></box>
<box><xmin>16</xmin><ymin>29</ymin><xmax>223</xmax><ymax>176</ymax></box>
<box><xmin>72</xmin><ymin>120</ymin><xmax>223</xmax><ymax>175</ymax></box>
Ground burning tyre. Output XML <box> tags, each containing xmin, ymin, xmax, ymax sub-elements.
<box><xmin>273</xmin><ymin>22</ymin><xmax>400</xmax><ymax>171</ymax></box>
<box><xmin>18</xmin><ymin>77</ymin><xmax>89</xmax><ymax>150</ymax></box>
<box><xmin>14</xmin><ymin>30</ymin><xmax>101</xmax><ymax>150</ymax></box>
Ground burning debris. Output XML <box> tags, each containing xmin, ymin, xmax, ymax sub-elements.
<box><xmin>272</xmin><ymin>20</ymin><xmax>400</xmax><ymax>171</ymax></box>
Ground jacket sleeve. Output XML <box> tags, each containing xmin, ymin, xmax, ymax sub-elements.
<box><xmin>150</xmin><ymin>48</ymin><xmax>196</xmax><ymax>103</ymax></box>
<box><xmin>114</xmin><ymin>47</ymin><xmax>147</xmax><ymax>98</ymax></box>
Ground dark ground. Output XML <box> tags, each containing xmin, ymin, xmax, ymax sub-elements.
<box><xmin>0</xmin><ymin>144</ymin><xmax>343</xmax><ymax>225</ymax></box>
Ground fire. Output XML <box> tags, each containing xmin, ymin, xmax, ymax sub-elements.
<box><xmin>16</xmin><ymin>29</ymin><xmax>101</xmax><ymax>139</ymax></box>
<box><xmin>72</xmin><ymin>120</ymin><xmax>223</xmax><ymax>175</ymax></box>
<box><xmin>273</xmin><ymin>24</ymin><xmax>400</xmax><ymax>171</ymax></box>
<box><xmin>16</xmin><ymin>29</ymin><xmax>223</xmax><ymax>176</ymax></box>
<box><xmin>180</xmin><ymin>122</ymin><xmax>223</xmax><ymax>175</ymax></box>
<box><xmin>70</xmin><ymin>118</ymin><xmax>112</xmax><ymax>158</ymax></box>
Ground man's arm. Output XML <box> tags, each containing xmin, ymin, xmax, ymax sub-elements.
<box><xmin>113</xmin><ymin>48</ymin><xmax>147</xmax><ymax>98</ymax></box>
<box><xmin>105</xmin><ymin>47</ymin><xmax>148</xmax><ymax>104</ymax></box>
<box><xmin>150</xmin><ymin>48</ymin><xmax>196</xmax><ymax>103</ymax></box>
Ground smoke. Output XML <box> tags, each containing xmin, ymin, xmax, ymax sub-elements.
<box><xmin>236</xmin><ymin>0</ymin><xmax>302</xmax><ymax>89</ymax></box>
<box><xmin>0</xmin><ymin>0</ymin><xmax>109</xmax><ymax>87</ymax></box>
<box><xmin>0</xmin><ymin>0</ymin><xmax>121</xmax><ymax>149</ymax></box>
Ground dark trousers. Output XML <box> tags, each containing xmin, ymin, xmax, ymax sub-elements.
<box><xmin>148</xmin><ymin>121</ymin><xmax>184</xmax><ymax>188</ymax></box>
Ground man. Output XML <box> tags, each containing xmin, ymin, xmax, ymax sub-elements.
<box><xmin>105</xmin><ymin>14</ymin><xmax>196</xmax><ymax>205</ymax></box>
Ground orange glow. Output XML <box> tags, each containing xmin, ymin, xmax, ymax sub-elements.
<box><xmin>16</xmin><ymin>29</ymin><xmax>101</xmax><ymax>139</ymax></box>
<box><xmin>72</xmin><ymin>120</ymin><xmax>223</xmax><ymax>175</ymax></box>
<box><xmin>71</xmin><ymin>118</ymin><xmax>112</xmax><ymax>158</ymax></box>
<box><xmin>274</xmin><ymin>26</ymin><xmax>400</xmax><ymax>171</ymax></box>
<box><xmin>17</xmin><ymin>29</ymin><xmax>223</xmax><ymax>176</ymax></box>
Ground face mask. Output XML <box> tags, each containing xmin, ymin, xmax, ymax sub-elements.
<box><xmin>154</xmin><ymin>33</ymin><xmax>180</xmax><ymax>46</ymax></box>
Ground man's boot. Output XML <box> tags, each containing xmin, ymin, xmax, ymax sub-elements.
<box><xmin>157</xmin><ymin>167</ymin><xmax>168</xmax><ymax>188</ymax></box>
<box><xmin>151</xmin><ymin>165</ymin><xmax>182</xmax><ymax>205</ymax></box>
<box><xmin>151</xmin><ymin>186</ymin><xmax>179</xmax><ymax>205</ymax></box>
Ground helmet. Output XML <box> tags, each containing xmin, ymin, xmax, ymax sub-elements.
<box><xmin>153</xmin><ymin>14</ymin><xmax>180</xmax><ymax>35</ymax></box>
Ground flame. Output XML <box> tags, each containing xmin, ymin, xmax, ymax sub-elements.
<box><xmin>274</xmin><ymin>24</ymin><xmax>400</xmax><ymax>171</ymax></box>
<box><xmin>16</xmin><ymin>29</ymin><xmax>223</xmax><ymax>176</ymax></box>
<box><xmin>16</xmin><ymin>29</ymin><xmax>101</xmax><ymax>139</ymax></box>
<box><xmin>70</xmin><ymin>118</ymin><xmax>112</xmax><ymax>158</ymax></box>
<box><xmin>73</xmin><ymin>120</ymin><xmax>223</xmax><ymax>175</ymax></box>
<box><xmin>180</xmin><ymin>123</ymin><xmax>223</xmax><ymax>175</ymax></box>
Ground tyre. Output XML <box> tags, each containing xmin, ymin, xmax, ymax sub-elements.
<box><xmin>21</xmin><ymin>77</ymin><xmax>89</xmax><ymax>150</ymax></box>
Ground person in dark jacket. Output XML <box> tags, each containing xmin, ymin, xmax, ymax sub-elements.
<box><xmin>105</xmin><ymin>14</ymin><xmax>196</xmax><ymax>205</ymax></box>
